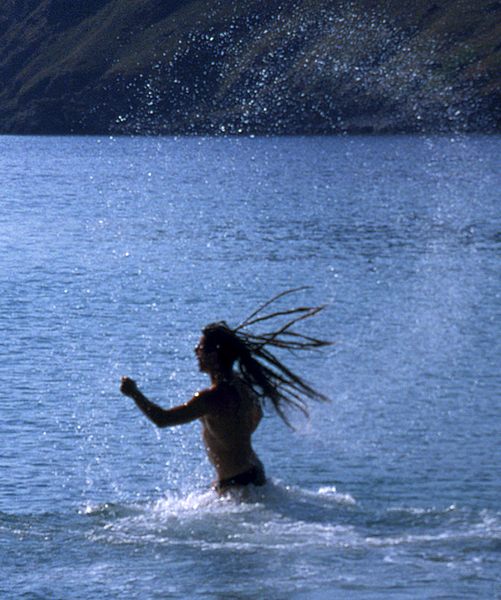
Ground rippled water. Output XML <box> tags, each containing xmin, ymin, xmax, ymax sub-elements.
<box><xmin>0</xmin><ymin>135</ymin><xmax>499</xmax><ymax>598</ymax></box>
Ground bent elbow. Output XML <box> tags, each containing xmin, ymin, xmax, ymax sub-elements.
<box><xmin>154</xmin><ymin>414</ymin><xmax>171</xmax><ymax>428</ymax></box>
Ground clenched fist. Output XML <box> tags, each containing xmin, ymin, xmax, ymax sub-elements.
<box><xmin>120</xmin><ymin>376</ymin><xmax>138</xmax><ymax>398</ymax></box>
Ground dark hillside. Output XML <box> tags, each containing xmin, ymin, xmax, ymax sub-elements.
<box><xmin>0</xmin><ymin>0</ymin><xmax>499</xmax><ymax>134</ymax></box>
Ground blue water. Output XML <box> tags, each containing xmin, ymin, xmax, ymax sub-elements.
<box><xmin>0</xmin><ymin>135</ymin><xmax>499</xmax><ymax>598</ymax></box>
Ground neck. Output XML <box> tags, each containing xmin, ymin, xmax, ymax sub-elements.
<box><xmin>210</xmin><ymin>367</ymin><xmax>233</xmax><ymax>385</ymax></box>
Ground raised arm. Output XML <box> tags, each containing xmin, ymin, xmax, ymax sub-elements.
<box><xmin>120</xmin><ymin>377</ymin><xmax>210</xmax><ymax>428</ymax></box>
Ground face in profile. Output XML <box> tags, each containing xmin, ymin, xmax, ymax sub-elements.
<box><xmin>195</xmin><ymin>335</ymin><xmax>219</xmax><ymax>373</ymax></box>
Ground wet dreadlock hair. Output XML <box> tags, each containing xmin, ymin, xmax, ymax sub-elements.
<box><xmin>201</xmin><ymin>288</ymin><xmax>331</xmax><ymax>428</ymax></box>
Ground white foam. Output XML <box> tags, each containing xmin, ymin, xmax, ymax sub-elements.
<box><xmin>82</xmin><ymin>480</ymin><xmax>360</xmax><ymax>549</ymax></box>
<box><xmin>317</xmin><ymin>485</ymin><xmax>357</xmax><ymax>505</ymax></box>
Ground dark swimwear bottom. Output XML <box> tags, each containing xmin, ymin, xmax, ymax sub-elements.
<box><xmin>215</xmin><ymin>465</ymin><xmax>266</xmax><ymax>492</ymax></box>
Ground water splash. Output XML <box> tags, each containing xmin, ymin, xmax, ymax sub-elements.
<box><xmin>99</xmin><ymin>1</ymin><xmax>493</xmax><ymax>135</ymax></box>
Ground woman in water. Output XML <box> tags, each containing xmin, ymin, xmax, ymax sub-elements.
<box><xmin>120</xmin><ymin>289</ymin><xmax>330</xmax><ymax>494</ymax></box>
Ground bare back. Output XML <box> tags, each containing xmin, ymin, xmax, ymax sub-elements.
<box><xmin>201</xmin><ymin>376</ymin><xmax>263</xmax><ymax>480</ymax></box>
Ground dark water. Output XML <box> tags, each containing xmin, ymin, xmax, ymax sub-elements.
<box><xmin>0</xmin><ymin>135</ymin><xmax>500</xmax><ymax>598</ymax></box>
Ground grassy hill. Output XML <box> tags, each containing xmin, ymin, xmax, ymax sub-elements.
<box><xmin>0</xmin><ymin>0</ymin><xmax>499</xmax><ymax>134</ymax></box>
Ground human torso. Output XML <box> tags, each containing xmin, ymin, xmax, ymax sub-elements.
<box><xmin>200</xmin><ymin>376</ymin><xmax>262</xmax><ymax>480</ymax></box>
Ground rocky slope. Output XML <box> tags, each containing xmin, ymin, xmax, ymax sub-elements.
<box><xmin>1</xmin><ymin>0</ymin><xmax>499</xmax><ymax>134</ymax></box>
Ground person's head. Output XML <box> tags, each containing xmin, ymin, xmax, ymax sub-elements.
<box><xmin>195</xmin><ymin>322</ymin><xmax>247</xmax><ymax>375</ymax></box>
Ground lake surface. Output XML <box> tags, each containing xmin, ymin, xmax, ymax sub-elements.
<box><xmin>0</xmin><ymin>135</ymin><xmax>499</xmax><ymax>599</ymax></box>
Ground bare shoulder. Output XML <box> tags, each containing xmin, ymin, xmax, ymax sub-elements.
<box><xmin>191</xmin><ymin>387</ymin><xmax>215</xmax><ymax>402</ymax></box>
<box><xmin>194</xmin><ymin>381</ymin><xmax>245</xmax><ymax>413</ymax></box>
<box><xmin>190</xmin><ymin>386</ymin><xmax>222</xmax><ymax>411</ymax></box>
<box><xmin>191</xmin><ymin>379</ymin><xmax>257</xmax><ymax>416</ymax></box>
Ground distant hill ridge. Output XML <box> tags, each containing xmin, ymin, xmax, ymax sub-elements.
<box><xmin>0</xmin><ymin>0</ymin><xmax>499</xmax><ymax>134</ymax></box>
